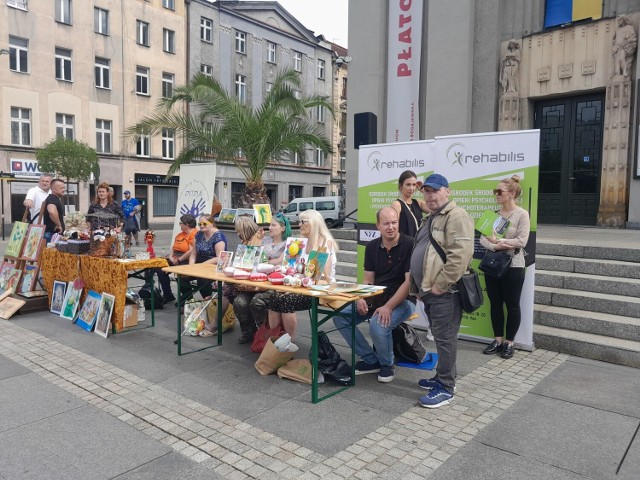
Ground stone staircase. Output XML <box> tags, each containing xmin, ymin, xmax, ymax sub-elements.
<box><xmin>534</xmin><ymin>242</ymin><xmax>640</xmax><ymax>368</ymax></box>
<box><xmin>333</xmin><ymin>228</ymin><xmax>640</xmax><ymax>368</ymax></box>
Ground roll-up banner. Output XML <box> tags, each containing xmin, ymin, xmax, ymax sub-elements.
<box><xmin>386</xmin><ymin>0</ymin><xmax>423</xmax><ymax>143</ymax></box>
<box><xmin>357</xmin><ymin>130</ymin><xmax>539</xmax><ymax>350</ymax></box>
<box><xmin>171</xmin><ymin>163</ymin><xmax>217</xmax><ymax>240</ymax></box>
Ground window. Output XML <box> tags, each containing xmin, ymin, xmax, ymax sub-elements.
<box><xmin>162</xmin><ymin>72</ymin><xmax>174</xmax><ymax>98</ymax></box>
<box><xmin>94</xmin><ymin>7</ymin><xmax>109</xmax><ymax>35</ymax></box>
<box><xmin>55</xmin><ymin>0</ymin><xmax>72</xmax><ymax>25</ymax></box>
<box><xmin>136</xmin><ymin>66</ymin><xmax>149</xmax><ymax>95</ymax></box>
<box><xmin>153</xmin><ymin>186</ymin><xmax>178</xmax><ymax>216</ymax></box>
<box><xmin>235</xmin><ymin>30</ymin><xmax>246</xmax><ymax>54</ymax></box>
<box><xmin>94</xmin><ymin>57</ymin><xmax>110</xmax><ymax>89</ymax></box>
<box><xmin>293</xmin><ymin>51</ymin><xmax>302</xmax><ymax>72</ymax></box>
<box><xmin>289</xmin><ymin>185</ymin><xmax>303</xmax><ymax>202</ymax></box>
<box><xmin>7</xmin><ymin>0</ymin><xmax>28</xmax><ymax>11</ymax></box>
<box><xmin>200</xmin><ymin>64</ymin><xmax>212</xmax><ymax>77</ymax></box>
<box><xmin>200</xmin><ymin>17</ymin><xmax>212</xmax><ymax>43</ymax></box>
<box><xmin>10</xmin><ymin>107</ymin><xmax>31</xmax><ymax>146</ymax></box>
<box><xmin>231</xmin><ymin>182</ymin><xmax>245</xmax><ymax>208</ymax></box>
<box><xmin>95</xmin><ymin>119</ymin><xmax>111</xmax><ymax>153</ymax></box>
<box><xmin>55</xmin><ymin>47</ymin><xmax>72</xmax><ymax>82</ymax></box>
<box><xmin>293</xmin><ymin>90</ymin><xmax>301</xmax><ymax>100</ymax></box>
<box><xmin>315</xmin><ymin>148</ymin><xmax>326</xmax><ymax>167</ymax></box>
<box><xmin>300</xmin><ymin>201</ymin><xmax>313</xmax><ymax>212</ymax></box>
<box><xmin>162</xmin><ymin>128</ymin><xmax>174</xmax><ymax>159</ymax></box>
<box><xmin>137</xmin><ymin>20</ymin><xmax>149</xmax><ymax>46</ymax></box>
<box><xmin>55</xmin><ymin>113</ymin><xmax>74</xmax><ymax>140</ymax></box>
<box><xmin>162</xmin><ymin>0</ymin><xmax>174</xmax><ymax>10</ymax></box>
<box><xmin>267</xmin><ymin>42</ymin><xmax>276</xmax><ymax>63</ymax></box>
<box><xmin>316</xmin><ymin>105</ymin><xmax>325</xmax><ymax>123</ymax></box>
<box><xmin>317</xmin><ymin>59</ymin><xmax>325</xmax><ymax>80</ymax></box>
<box><xmin>235</xmin><ymin>74</ymin><xmax>246</xmax><ymax>103</ymax></box>
<box><xmin>291</xmin><ymin>151</ymin><xmax>301</xmax><ymax>164</ymax></box>
<box><xmin>163</xmin><ymin>29</ymin><xmax>175</xmax><ymax>53</ymax></box>
<box><xmin>341</xmin><ymin>77</ymin><xmax>347</xmax><ymax>99</ymax></box>
<box><xmin>266</xmin><ymin>82</ymin><xmax>272</xmax><ymax>93</ymax></box>
<box><xmin>9</xmin><ymin>36</ymin><xmax>28</xmax><ymax>73</ymax></box>
<box><xmin>136</xmin><ymin>133</ymin><xmax>150</xmax><ymax>157</ymax></box>
<box><xmin>316</xmin><ymin>201</ymin><xmax>335</xmax><ymax>211</ymax></box>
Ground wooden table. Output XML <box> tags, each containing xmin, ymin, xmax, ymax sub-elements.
<box><xmin>162</xmin><ymin>264</ymin><xmax>384</xmax><ymax>403</ymax></box>
<box><xmin>41</xmin><ymin>249</ymin><xmax>168</xmax><ymax>332</ymax></box>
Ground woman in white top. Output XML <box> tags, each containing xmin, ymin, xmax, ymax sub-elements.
<box><xmin>268</xmin><ymin>209</ymin><xmax>338</xmax><ymax>339</ymax></box>
<box><xmin>479</xmin><ymin>175</ymin><xmax>530</xmax><ymax>359</ymax></box>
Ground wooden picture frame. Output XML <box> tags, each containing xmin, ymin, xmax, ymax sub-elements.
<box><xmin>216</xmin><ymin>251</ymin><xmax>234</xmax><ymax>272</ymax></box>
<box><xmin>0</xmin><ymin>267</ymin><xmax>22</xmax><ymax>296</ymax></box>
<box><xmin>0</xmin><ymin>297</ymin><xmax>26</xmax><ymax>319</ymax></box>
<box><xmin>18</xmin><ymin>264</ymin><xmax>39</xmax><ymax>294</ymax></box>
<box><xmin>217</xmin><ymin>208</ymin><xmax>237</xmax><ymax>223</ymax></box>
<box><xmin>253</xmin><ymin>204</ymin><xmax>272</xmax><ymax>224</ymax></box>
<box><xmin>19</xmin><ymin>290</ymin><xmax>48</xmax><ymax>299</ymax></box>
<box><xmin>4</xmin><ymin>222</ymin><xmax>29</xmax><ymax>259</ymax></box>
<box><xmin>60</xmin><ymin>281</ymin><xmax>82</xmax><ymax>321</ymax></box>
<box><xmin>95</xmin><ymin>292</ymin><xmax>115</xmax><ymax>338</ymax></box>
<box><xmin>20</xmin><ymin>224</ymin><xmax>45</xmax><ymax>262</ymax></box>
<box><xmin>75</xmin><ymin>290</ymin><xmax>102</xmax><ymax>332</ymax></box>
<box><xmin>50</xmin><ymin>280</ymin><xmax>67</xmax><ymax>315</ymax></box>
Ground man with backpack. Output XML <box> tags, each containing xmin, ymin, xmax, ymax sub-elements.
<box><xmin>333</xmin><ymin>207</ymin><xmax>415</xmax><ymax>383</ymax></box>
<box><xmin>410</xmin><ymin>173</ymin><xmax>474</xmax><ymax>408</ymax></box>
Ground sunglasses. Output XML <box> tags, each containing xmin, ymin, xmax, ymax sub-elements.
<box><xmin>493</xmin><ymin>189</ymin><xmax>509</xmax><ymax>195</ymax></box>
<box><xmin>299</xmin><ymin>219</ymin><xmax>310</xmax><ymax>225</ymax></box>
<box><xmin>198</xmin><ymin>222</ymin><xmax>211</xmax><ymax>227</ymax></box>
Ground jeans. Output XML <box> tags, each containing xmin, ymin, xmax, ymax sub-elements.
<box><xmin>333</xmin><ymin>299</ymin><xmax>414</xmax><ymax>367</ymax></box>
<box><xmin>44</xmin><ymin>232</ymin><xmax>53</xmax><ymax>243</ymax></box>
<box><xmin>421</xmin><ymin>291</ymin><xmax>462</xmax><ymax>394</ymax></box>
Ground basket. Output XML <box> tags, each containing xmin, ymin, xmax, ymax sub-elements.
<box><xmin>67</xmin><ymin>239</ymin><xmax>90</xmax><ymax>255</ymax></box>
<box><xmin>89</xmin><ymin>235</ymin><xmax>116</xmax><ymax>257</ymax></box>
<box><xmin>56</xmin><ymin>241</ymin><xmax>69</xmax><ymax>253</ymax></box>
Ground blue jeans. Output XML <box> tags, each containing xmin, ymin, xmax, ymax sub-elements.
<box><xmin>333</xmin><ymin>299</ymin><xmax>414</xmax><ymax>366</ymax></box>
<box><xmin>44</xmin><ymin>232</ymin><xmax>53</xmax><ymax>243</ymax></box>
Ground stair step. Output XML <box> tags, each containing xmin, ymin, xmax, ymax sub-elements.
<box><xmin>537</xmin><ymin>254</ymin><xmax>640</xmax><ymax>279</ymax></box>
<box><xmin>336</xmin><ymin>250</ymin><xmax>357</xmax><ymax>263</ymax></box>
<box><xmin>537</xmin><ymin>242</ymin><xmax>640</xmax><ymax>263</ymax></box>
<box><xmin>534</xmin><ymin>286</ymin><xmax>640</xmax><ymax>318</ymax></box>
<box><xmin>533</xmin><ymin>324</ymin><xmax>640</xmax><ymax>368</ymax></box>
<box><xmin>534</xmin><ymin>305</ymin><xmax>640</xmax><ymax>342</ymax></box>
<box><xmin>331</xmin><ymin>229</ymin><xmax>358</xmax><ymax>241</ymax></box>
<box><xmin>337</xmin><ymin>238</ymin><xmax>357</xmax><ymax>252</ymax></box>
<box><xmin>535</xmin><ymin>270</ymin><xmax>640</xmax><ymax>297</ymax></box>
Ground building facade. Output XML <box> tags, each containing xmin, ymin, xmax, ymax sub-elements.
<box><xmin>348</xmin><ymin>0</ymin><xmax>640</xmax><ymax>228</ymax></box>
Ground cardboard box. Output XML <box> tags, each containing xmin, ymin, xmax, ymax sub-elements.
<box><xmin>123</xmin><ymin>304</ymin><xmax>139</xmax><ymax>328</ymax></box>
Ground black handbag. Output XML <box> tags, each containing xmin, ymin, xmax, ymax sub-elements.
<box><xmin>428</xmin><ymin>233</ymin><xmax>484</xmax><ymax>313</ymax></box>
<box><xmin>479</xmin><ymin>250</ymin><xmax>512</xmax><ymax>279</ymax></box>
<box><xmin>392</xmin><ymin>323</ymin><xmax>428</xmax><ymax>363</ymax></box>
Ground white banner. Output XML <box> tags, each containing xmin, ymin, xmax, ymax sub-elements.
<box><xmin>386</xmin><ymin>0</ymin><xmax>423</xmax><ymax>143</ymax></box>
<box><xmin>171</xmin><ymin>163</ymin><xmax>217</xmax><ymax>240</ymax></box>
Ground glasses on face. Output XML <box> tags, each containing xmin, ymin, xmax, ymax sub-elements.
<box><xmin>493</xmin><ymin>189</ymin><xmax>509</xmax><ymax>195</ymax></box>
<box><xmin>300</xmin><ymin>219</ymin><xmax>310</xmax><ymax>225</ymax></box>
<box><xmin>198</xmin><ymin>222</ymin><xmax>211</xmax><ymax>227</ymax></box>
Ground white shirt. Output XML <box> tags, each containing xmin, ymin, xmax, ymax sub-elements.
<box><xmin>25</xmin><ymin>186</ymin><xmax>50</xmax><ymax>222</ymax></box>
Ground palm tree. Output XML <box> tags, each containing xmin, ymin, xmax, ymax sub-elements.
<box><xmin>127</xmin><ymin>68</ymin><xmax>333</xmax><ymax>206</ymax></box>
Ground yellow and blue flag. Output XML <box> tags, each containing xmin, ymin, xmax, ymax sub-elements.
<box><xmin>544</xmin><ymin>0</ymin><xmax>602</xmax><ymax>28</ymax></box>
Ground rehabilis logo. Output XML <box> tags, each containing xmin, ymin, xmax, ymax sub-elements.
<box><xmin>445</xmin><ymin>142</ymin><xmax>525</xmax><ymax>167</ymax></box>
<box><xmin>367</xmin><ymin>150</ymin><xmax>424</xmax><ymax>172</ymax></box>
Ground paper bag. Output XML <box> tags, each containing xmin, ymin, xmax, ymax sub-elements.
<box><xmin>277</xmin><ymin>359</ymin><xmax>312</xmax><ymax>385</ymax></box>
<box><xmin>254</xmin><ymin>337</ymin><xmax>294</xmax><ymax>376</ymax></box>
<box><xmin>206</xmin><ymin>299</ymin><xmax>236</xmax><ymax>332</ymax></box>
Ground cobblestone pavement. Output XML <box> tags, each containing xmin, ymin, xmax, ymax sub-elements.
<box><xmin>0</xmin><ymin>320</ymin><xmax>568</xmax><ymax>479</ymax></box>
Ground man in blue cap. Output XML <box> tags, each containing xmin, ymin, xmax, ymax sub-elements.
<box><xmin>410</xmin><ymin>173</ymin><xmax>474</xmax><ymax>408</ymax></box>
<box><xmin>122</xmin><ymin>190</ymin><xmax>141</xmax><ymax>246</ymax></box>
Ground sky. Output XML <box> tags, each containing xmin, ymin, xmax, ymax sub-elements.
<box><xmin>263</xmin><ymin>0</ymin><xmax>349</xmax><ymax>48</ymax></box>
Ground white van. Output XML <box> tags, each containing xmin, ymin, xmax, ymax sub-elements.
<box><xmin>283</xmin><ymin>196</ymin><xmax>343</xmax><ymax>226</ymax></box>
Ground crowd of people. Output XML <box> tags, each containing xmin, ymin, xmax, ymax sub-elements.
<box><xmin>26</xmin><ymin>169</ymin><xmax>530</xmax><ymax>410</ymax></box>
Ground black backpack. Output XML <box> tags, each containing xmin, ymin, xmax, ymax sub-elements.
<box><xmin>392</xmin><ymin>323</ymin><xmax>428</xmax><ymax>363</ymax></box>
<box><xmin>138</xmin><ymin>284</ymin><xmax>164</xmax><ymax>310</ymax></box>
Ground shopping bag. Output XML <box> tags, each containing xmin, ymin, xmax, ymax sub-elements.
<box><xmin>251</xmin><ymin>320</ymin><xmax>285</xmax><ymax>353</ymax></box>
<box><xmin>254</xmin><ymin>337</ymin><xmax>295</xmax><ymax>376</ymax></box>
<box><xmin>206</xmin><ymin>299</ymin><xmax>236</xmax><ymax>332</ymax></box>
<box><xmin>277</xmin><ymin>359</ymin><xmax>312</xmax><ymax>385</ymax></box>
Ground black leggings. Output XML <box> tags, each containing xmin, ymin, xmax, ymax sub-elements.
<box><xmin>484</xmin><ymin>268</ymin><xmax>525</xmax><ymax>341</ymax></box>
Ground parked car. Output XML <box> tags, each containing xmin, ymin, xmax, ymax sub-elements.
<box><xmin>283</xmin><ymin>196</ymin><xmax>344</xmax><ymax>227</ymax></box>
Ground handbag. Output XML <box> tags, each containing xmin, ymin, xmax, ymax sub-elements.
<box><xmin>428</xmin><ymin>232</ymin><xmax>484</xmax><ymax>313</ymax></box>
<box><xmin>479</xmin><ymin>250</ymin><xmax>512</xmax><ymax>279</ymax></box>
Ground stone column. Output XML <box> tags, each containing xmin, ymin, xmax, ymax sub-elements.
<box><xmin>599</xmin><ymin>16</ymin><xmax>637</xmax><ymax>227</ymax></box>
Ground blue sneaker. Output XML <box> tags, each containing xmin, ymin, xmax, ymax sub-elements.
<box><xmin>377</xmin><ymin>365</ymin><xmax>394</xmax><ymax>383</ymax></box>
<box><xmin>418</xmin><ymin>377</ymin><xmax>457</xmax><ymax>393</ymax></box>
<box><xmin>419</xmin><ymin>385</ymin><xmax>454</xmax><ymax>408</ymax></box>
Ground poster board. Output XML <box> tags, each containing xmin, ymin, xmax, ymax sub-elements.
<box><xmin>171</xmin><ymin>163</ymin><xmax>217</xmax><ymax>241</ymax></box>
<box><xmin>357</xmin><ymin>130</ymin><xmax>539</xmax><ymax>350</ymax></box>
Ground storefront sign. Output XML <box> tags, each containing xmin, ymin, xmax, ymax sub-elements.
<box><xmin>134</xmin><ymin>174</ymin><xmax>180</xmax><ymax>186</ymax></box>
<box><xmin>11</xmin><ymin>158</ymin><xmax>44</xmax><ymax>177</ymax></box>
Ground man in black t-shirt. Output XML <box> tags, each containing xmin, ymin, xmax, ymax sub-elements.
<box><xmin>41</xmin><ymin>179</ymin><xmax>66</xmax><ymax>242</ymax></box>
<box><xmin>333</xmin><ymin>207</ymin><xmax>415</xmax><ymax>383</ymax></box>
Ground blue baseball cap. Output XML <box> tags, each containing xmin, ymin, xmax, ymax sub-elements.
<box><xmin>421</xmin><ymin>173</ymin><xmax>449</xmax><ymax>190</ymax></box>
<box><xmin>124</xmin><ymin>190</ymin><xmax>131</xmax><ymax>195</ymax></box>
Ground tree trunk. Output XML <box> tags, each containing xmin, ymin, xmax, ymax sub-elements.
<box><xmin>240</xmin><ymin>180</ymin><xmax>270</xmax><ymax>208</ymax></box>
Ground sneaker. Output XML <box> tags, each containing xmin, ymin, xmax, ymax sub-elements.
<box><xmin>418</xmin><ymin>377</ymin><xmax>457</xmax><ymax>393</ymax></box>
<box><xmin>377</xmin><ymin>365</ymin><xmax>394</xmax><ymax>383</ymax></box>
<box><xmin>164</xmin><ymin>294</ymin><xmax>177</xmax><ymax>303</ymax></box>
<box><xmin>419</xmin><ymin>385</ymin><xmax>454</xmax><ymax>408</ymax></box>
<box><xmin>355</xmin><ymin>360</ymin><xmax>381</xmax><ymax>375</ymax></box>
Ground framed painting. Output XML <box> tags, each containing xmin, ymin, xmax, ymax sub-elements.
<box><xmin>216</xmin><ymin>251</ymin><xmax>234</xmax><ymax>272</ymax></box>
<box><xmin>50</xmin><ymin>280</ymin><xmax>67</xmax><ymax>314</ymax></box>
<box><xmin>94</xmin><ymin>292</ymin><xmax>115</xmax><ymax>338</ymax></box>
<box><xmin>18</xmin><ymin>264</ymin><xmax>39</xmax><ymax>294</ymax></box>
<box><xmin>236</xmin><ymin>208</ymin><xmax>254</xmax><ymax>220</ymax></box>
<box><xmin>0</xmin><ymin>297</ymin><xmax>26</xmax><ymax>320</ymax></box>
<box><xmin>4</xmin><ymin>222</ymin><xmax>29</xmax><ymax>259</ymax></box>
<box><xmin>19</xmin><ymin>290</ymin><xmax>48</xmax><ymax>299</ymax></box>
<box><xmin>20</xmin><ymin>224</ymin><xmax>45</xmax><ymax>262</ymax></box>
<box><xmin>60</xmin><ymin>281</ymin><xmax>82</xmax><ymax>321</ymax></box>
<box><xmin>217</xmin><ymin>208</ymin><xmax>237</xmax><ymax>223</ymax></box>
<box><xmin>75</xmin><ymin>290</ymin><xmax>102</xmax><ymax>332</ymax></box>
<box><xmin>253</xmin><ymin>204</ymin><xmax>272</xmax><ymax>224</ymax></box>
<box><xmin>0</xmin><ymin>268</ymin><xmax>22</xmax><ymax>296</ymax></box>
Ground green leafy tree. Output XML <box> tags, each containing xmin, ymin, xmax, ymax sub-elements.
<box><xmin>127</xmin><ymin>68</ymin><xmax>333</xmax><ymax>206</ymax></box>
<box><xmin>36</xmin><ymin>137</ymin><xmax>99</xmax><ymax>200</ymax></box>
